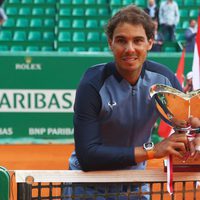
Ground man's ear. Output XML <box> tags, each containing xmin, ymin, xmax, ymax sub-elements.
<box><xmin>147</xmin><ymin>38</ymin><xmax>154</xmax><ymax>51</ymax></box>
<box><xmin>108</xmin><ymin>38</ymin><xmax>113</xmax><ymax>51</ymax></box>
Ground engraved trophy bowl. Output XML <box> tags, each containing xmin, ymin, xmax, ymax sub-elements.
<box><xmin>150</xmin><ymin>84</ymin><xmax>200</xmax><ymax>172</ymax></box>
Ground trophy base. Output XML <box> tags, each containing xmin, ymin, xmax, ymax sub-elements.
<box><xmin>163</xmin><ymin>155</ymin><xmax>200</xmax><ymax>172</ymax></box>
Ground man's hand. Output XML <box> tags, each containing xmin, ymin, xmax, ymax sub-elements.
<box><xmin>154</xmin><ymin>133</ymin><xmax>188</xmax><ymax>159</ymax></box>
<box><xmin>188</xmin><ymin>117</ymin><xmax>200</xmax><ymax>160</ymax></box>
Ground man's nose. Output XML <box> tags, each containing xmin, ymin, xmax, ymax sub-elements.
<box><xmin>125</xmin><ymin>42</ymin><xmax>136</xmax><ymax>52</ymax></box>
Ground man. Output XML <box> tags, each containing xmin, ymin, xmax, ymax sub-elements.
<box><xmin>0</xmin><ymin>0</ymin><xmax>6</xmax><ymax>26</ymax></box>
<box><xmin>159</xmin><ymin>0</ymin><xmax>180</xmax><ymax>41</ymax></box>
<box><xmin>151</xmin><ymin>19</ymin><xmax>164</xmax><ymax>52</ymax></box>
<box><xmin>144</xmin><ymin>0</ymin><xmax>159</xmax><ymax>23</ymax></box>
<box><xmin>185</xmin><ymin>19</ymin><xmax>197</xmax><ymax>53</ymax></box>
<box><xmin>183</xmin><ymin>71</ymin><xmax>193</xmax><ymax>93</ymax></box>
<box><xmin>65</xmin><ymin>5</ymin><xmax>200</xmax><ymax>199</ymax></box>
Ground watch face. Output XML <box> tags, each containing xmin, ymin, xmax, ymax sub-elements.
<box><xmin>143</xmin><ymin>142</ymin><xmax>154</xmax><ymax>150</ymax></box>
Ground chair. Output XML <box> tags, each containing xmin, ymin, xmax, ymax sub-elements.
<box><xmin>88</xmin><ymin>47</ymin><xmax>101</xmax><ymax>51</ymax></box>
<box><xmin>197</xmin><ymin>0</ymin><xmax>200</xmax><ymax>6</ymax></box>
<box><xmin>60</xmin><ymin>0</ymin><xmax>71</xmax><ymax>4</ymax></box>
<box><xmin>58</xmin><ymin>47</ymin><xmax>71</xmax><ymax>51</ymax></box>
<box><xmin>59</xmin><ymin>19</ymin><xmax>71</xmax><ymax>28</ymax></box>
<box><xmin>28</xmin><ymin>31</ymin><xmax>42</xmax><ymax>41</ymax></box>
<box><xmin>99</xmin><ymin>19</ymin><xmax>108</xmax><ymax>27</ymax></box>
<box><xmin>30</xmin><ymin>19</ymin><xmax>42</xmax><ymax>27</ymax></box>
<box><xmin>103</xmin><ymin>47</ymin><xmax>110</xmax><ymax>52</ymax></box>
<box><xmin>175</xmin><ymin>33</ymin><xmax>185</xmax><ymax>41</ymax></box>
<box><xmin>22</xmin><ymin>0</ymin><xmax>33</xmax><ymax>3</ymax></box>
<box><xmin>46</xmin><ymin>0</ymin><xmax>56</xmax><ymax>3</ymax></box>
<box><xmin>13</xmin><ymin>31</ymin><xmax>27</xmax><ymax>41</ymax></box>
<box><xmin>41</xmin><ymin>46</ymin><xmax>54</xmax><ymax>51</ymax></box>
<box><xmin>6</xmin><ymin>7</ymin><xmax>18</xmax><ymax>15</ymax></box>
<box><xmin>32</xmin><ymin>8</ymin><xmax>44</xmax><ymax>15</ymax></box>
<box><xmin>183</xmin><ymin>0</ymin><xmax>195</xmax><ymax>6</ymax></box>
<box><xmin>43</xmin><ymin>32</ymin><xmax>54</xmax><ymax>41</ymax></box>
<box><xmin>0</xmin><ymin>31</ymin><xmax>12</xmax><ymax>41</ymax></box>
<box><xmin>135</xmin><ymin>0</ymin><xmax>146</xmax><ymax>7</ymax></box>
<box><xmin>19</xmin><ymin>7</ymin><xmax>31</xmax><ymax>15</ymax></box>
<box><xmin>85</xmin><ymin>8</ymin><xmax>97</xmax><ymax>16</ymax></box>
<box><xmin>73</xmin><ymin>47</ymin><xmax>86</xmax><ymax>52</ymax></box>
<box><xmin>111</xmin><ymin>8</ymin><xmax>119</xmax><ymax>16</ymax></box>
<box><xmin>162</xmin><ymin>42</ymin><xmax>178</xmax><ymax>52</ymax></box>
<box><xmin>11</xmin><ymin>46</ymin><xmax>24</xmax><ymax>51</ymax></box>
<box><xmin>85</xmin><ymin>0</ymin><xmax>95</xmax><ymax>4</ymax></box>
<box><xmin>9</xmin><ymin>0</ymin><xmax>20</xmax><ymax>3</ymax></box>
<box><xmin>101</xmin><ymin>32</ymin><xmax>107</xmax><ymax>42</ymax></box>
<box><xmin>73</xmin><ymin>32</ymin><xmax>86</xmax><ymax>42</ymax></box>
<box><xmin>163</xmin><ymin>46</ymin><xmax>177</xmax><ymax>52</ymax></box>
<box><xmin>110</xmin><ymin>0</ymin><xmax>121</xmax><ymax>6</ymax></box>
<box><xmin>176</xmin><ymin>0</ymin><xmax>183</xmax><ymax>6</ymax></box>
<box><xmin>59</xmin><ymin>8</ymin><xmax>71</xmax><ymax>16</ymax></box>
<box><xmin>122</xmin><ymin>0</ymin><xmax>132</xmax><ymax>5</ymax></box>
<box><xmin>58</xmin><ymin>31</ymin><xmax>71</xmax><ymax>42</ymax></box>
<box><xmin>179</xmin><ymin>9</ymin><xmax>188</xmax><ymax>18</ymax></box>
<box><xmin>86</xmin><ymin>19</ymin><xmax>98</xmax><ymax>28</ymax></box>
<box><xmin>98</xmin><ymin>8</ymin><xmax>109</xmax><ymax>16</ymax></box>
<box><xmin>26</xmin><ymin>46</ymin><xmax>40</xmax><ymax>51</ymax></box>
<box><xmin>97</xmin><ymin>0</ymin><xmax>107</xmax><ymax>3</ymax></box>
<box><xmin>34</xmin><ymin>0</ymin><xmax>45</xmax><ymax>3</ymax></box>
<box><xmin>184</xmin><ymin>0</ymin><xmax>195</xmax><ymax>6</ymax></box>
<box><xmin>16</xmin><ymin>18</ymin><xmax>29</xmax><ymax>27</ymax></box>
<box><xmin>189</xmin><ymin>9</ymin><xmax>198</xmax><ymax>18</ymax></box>
<box><xmin>0</xmin><ymin>45</ymin><xmax>9</xmax><ymax>51</ymax></box>
<box><xmin>72</xmin><ymin>8</ymin><xmax>85</xmax><ymax>16</ymax></box>
<box><xmin>72</xmin><ymin>0</ymin><xmax>84</xmax><ymax>4</ymax></box>
<box><xmin>182</xmin><ymin>21</ymin><xmax>189</xmax><ymax>29</ymax></box>
<box><xmin>72</xmin><ymin>19</ymin><xmax>85</xmax><ymax>28</ymax></box>
<box><xmin>3</xmin><ymin>18</ymin><xmax>15</xmax><ymax>27</ymax></box>
<box><xmin>176</xmin><ymin>22</ymin><xmax>182</xmax><ymax>30</ymax></box>
<box><xmin>45</xmin><ymin>8</ymin><xmax>55</xmax><ymax>15</ymax></box>
<box><xmin>44</xmin><ymin>19</ymin><xmax>55</xmax><ymax>27</ymax></box>
<box><xmin>87</xmin><ymin>32</ymin><xmax>100</xmax><ymax>42</ymax></box>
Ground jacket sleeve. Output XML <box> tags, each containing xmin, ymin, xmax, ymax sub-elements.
<box><xmin>73</xmin><ymin>80</ymin><xmax>135</xmax><ymax>171</ymax></box>
<box><xmin>185</xmin><ymin>29</ymin><xmax>196</xmax><ymax>41</ymax></box>
<box><xmin>174</xmin><ymin>3</ymin><xmax>180</xmax><ymax>25</ymax></box>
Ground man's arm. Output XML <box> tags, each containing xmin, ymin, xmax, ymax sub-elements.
<box><xmin>74</xmin><ymin>81</ymin><xmax>135</xmax><ymax>171</ymax></box>
<box><xmin>185</xmin><ymin>29</ymin><xmax>196</xmax><ymax>41</ymax></box>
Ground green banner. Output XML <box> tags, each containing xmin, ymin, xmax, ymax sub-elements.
<box><xmin>0</xmin><ymin>52</ymin><xmax>113</xmax><ymax>143</ymax></box>
<box><xmin>0</xmin><ymin>52</ymin><xmax>193</xmax><ymax>144</ymax></box>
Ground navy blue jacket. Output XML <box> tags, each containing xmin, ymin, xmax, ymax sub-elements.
<box><xmin>69</xmin><ymin>60</ymin><xmax>182</xmax><ymax>171</ymax></box>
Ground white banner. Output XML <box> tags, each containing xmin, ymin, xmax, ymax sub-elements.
<box><xmin>0</xmin><ymin>89</ymin><xmax>76</xmax><ymax>112</ymax></box>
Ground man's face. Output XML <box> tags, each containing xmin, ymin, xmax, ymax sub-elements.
<box><xmin>190</xmin><ymin>20</ymin><xmax>196</xmax><ymax>28</ymax></box>
<box><xmin>0</xmin><ymin>19</ymin><xmax>4</xmax><ymax>25</ymax></box>
<box><xmin>149</xmin><ymin>0</ymin><xmax>155</xmax><ymax>6</ymax></box>
<box><xmin>108</xmin><ymin>22</ymin><xmax>153</xmax><ymax>74</ymax></box>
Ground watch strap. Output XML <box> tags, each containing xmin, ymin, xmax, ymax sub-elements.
<box><xmin>146</xmin><ymin>149</ymin><xmax>155</xmax><ymax>160</ymax></box>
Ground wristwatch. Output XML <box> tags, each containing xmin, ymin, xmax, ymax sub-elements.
<box><xmin>143</xmin><ymin>142</ymin><xmax>155</xmax><ymax>160</ymax></box>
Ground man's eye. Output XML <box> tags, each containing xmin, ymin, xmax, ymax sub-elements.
<box><xmin>117</xmin><ymin>38</ymin><xmax>126</xmax><ymax>44</ymax></box>
<box><xmin>134</xmin><ymin>38</ymin><xmax>143</xmax><ymax>44</ymax></box>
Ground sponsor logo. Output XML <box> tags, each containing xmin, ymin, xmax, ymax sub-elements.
<box><xmin>29</xmin><ymin>127</ymin><xmax>74</xmax><ymax>136</ymax></box>
<box><xmin>0</xmin><ymin>127</ymin><xmax>13</xmax><ymax>135</ymax></box>
<box><xmin>0</xmin><ymin>89</ymin><xmax>76</xmax><ymax>112</ymax></box>
<box><xmin>108</xmin><ymin>101</ymin><xmax>117</xmax><ymax>109</ymax></box>
<box><xmin>15</xmin><ymin>57</ymin><xmax>42</xmax><ymax>70</ymax></box>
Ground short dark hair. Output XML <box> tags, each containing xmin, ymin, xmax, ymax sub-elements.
<box><xmin>105</xmin><ymin>5</ymin><xmax>155</xmax><ymax>40</ymax></box>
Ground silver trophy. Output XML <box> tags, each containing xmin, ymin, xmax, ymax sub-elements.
<box><xmin>150</xmin><ymin>84</ymin><xmax>200</xmax><ymax>171</ymax></box>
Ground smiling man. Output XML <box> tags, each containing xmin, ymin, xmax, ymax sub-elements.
<box><xmin>64</xmin><ymin>5</ymin><xmax>200</xmax><ymax>200</ymax></box>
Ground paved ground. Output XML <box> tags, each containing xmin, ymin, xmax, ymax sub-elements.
<box><xmin>0</xmin><ymin>144</ymin><xmax>163</xmax><ymax>170</ymax></box>
<box><xmin>0</xmin><ymin>144</ymin><xmax>198</xmax><ymax>199</ymax></box>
